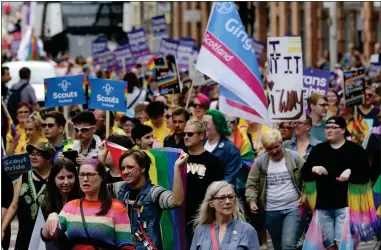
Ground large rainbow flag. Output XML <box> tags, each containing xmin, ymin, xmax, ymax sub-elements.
<box><xmin>106</xmin><ymin>142</ymin><xmax>187</xmax><ymax>250</ymax></box>
<box><xmin>17</xmin><ymin>27</ymin><xmax>43</xmax><ymax>61</ymax></box>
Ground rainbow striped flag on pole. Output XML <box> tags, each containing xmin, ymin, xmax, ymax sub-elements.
<box><xmin>17</xmin><ymin>26</ymin><xmax>43</xmax><ymax>61</ymax></box>
<box><xmin>106</xmin><ymin>143</ymin><xmax>187</xmax><ymax>250</ymax></box>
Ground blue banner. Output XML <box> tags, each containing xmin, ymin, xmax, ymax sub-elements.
<box><xmin>88</xmin><ymin>78</ymin><xmax>128</xmax><ymax>112</ymax></box>
<box><xmin>152</xmin><ymin>15</ymin><xmax>168</xmax><ymax>38</ymax></box>
<box><xmin>2</xmin><ymin>153</ymin><xmax>32</xmax><ymax>181</ymax></box>
<box><xmin>127</xmin><ymin>28</ymin><xmax>150</xmax><ymax>61</ymax></box>
<box><xmin>44</xmin><ymin>75</ymin><xmax>86</xmax><ymax>108</ymax></box>
<box><xmin>159</xmin><ymin>38</ymin><xmax>179</xmax><ymax>57</ymax></box>
<box><xmin>113</xmin><ymin>43</ymin><xmax>136</xmax><ymax>73</ymax></box>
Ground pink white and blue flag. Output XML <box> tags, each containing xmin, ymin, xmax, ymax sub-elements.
<box><xmin>196</xmin><ymin>2</ymin><xmax>268</xmax><ymax>122</ymax></box>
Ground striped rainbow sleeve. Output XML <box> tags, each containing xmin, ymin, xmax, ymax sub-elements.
<box><xmin>110</xmin><ymin>199</ymin><xmax>133</xmax><ymax>248</ymax></box>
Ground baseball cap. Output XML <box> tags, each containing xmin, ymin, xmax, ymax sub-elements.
<box><xmin>326</xmin><ymin>116</ymin><xmax>350</xmax><ymax>137</ymax></box>
<box><xmin>26</xmin><ymin>141</ymin><xmax>56</xmax><ymax>157</ymax></box>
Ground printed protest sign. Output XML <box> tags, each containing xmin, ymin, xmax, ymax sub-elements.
<box><xmin>154</xmin><ymin>55</ymin><xmax>180</xmax><ymax>95</ymax></box>
<box><xmin>88</xmin><ymin>78</ymin><xmax>128</xmax><ymax>112</ymax></box>
<box><xmin>152</xmin><ymin>15</ymin><xmax>168</xmax><ymax>38</ymax></box>
<box><xmin>2</xmin><ymin>153</ymin><xmax>32</xmax><ymax>181</ymax></box>
<box><xmin>267</xmin><ymin>36</ymin><xmax>304</xmax><ymax>121</ymax></box>
<box><xmin>252</xmin><ymin>39</ymin><xmax>265</xmax><ymax>62</ymax></box>
<box><xmin>159</xmin><ymin>38</ymin><xmax>179</xmax><ymax>57</ymax></box>
<box><xmin>127</xmin><ymin>28</ymin><xmax>150</xmax><ymax>61</ymax></box>
<box><xmin>92</xmin><ymin>48</ymin><xmax>118</xmax><ymax>72</ymax></box>
<box><xmin>92</xmin><ymin>37</ymin><xmax>108</xmax><ymax>66</ymax></box>
<box><xmin>44</xmin><ymin>75</ymin><xmax>86</xmax><ymax>108</ymax></box>
<box><xmin>113</xmin><ymin>43</ymin><xmax>136</xmax><ymax>73</ymax></box>
<box><xmin>195</xmin><ymin>2</ymin><xmax>267</xmax><ymax>123</ymax></box>
<box><xmin>303</xmin><ymin>68</ymin><xmax>330</xmax><ymax>112</ymax></box>
<box><xmin>343</xmin><ymin>68</ymin><xmax>366</xmax><ymax>106</ymax></box>
<box><xmin>177</xmin><ymin>39</ymin><xmax>195</xmax><ymax>72</ymax></box>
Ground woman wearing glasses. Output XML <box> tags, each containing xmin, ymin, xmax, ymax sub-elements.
<box><xmin>7</xmin><ymin>113</ymin><xmax>47</xmax><ymax>155</ymax></box>
<box><xmin>192</xmin><ymin>93</ymin><xmax>209</xmax><ymax>121</ymax></box>
<box><xmin>42</xmin><ymin>158</ymin><xmax>134</xmax><ymax>250</ymax></box>
<box><xmin>5</xmin><ymin>102</ymin><xmax>33</xmax><ymax>154</ymax></box>
<box><xmin>190</xmin><ymin>181</ymin><xmax>260</xmax><ymax>250</ymax></box>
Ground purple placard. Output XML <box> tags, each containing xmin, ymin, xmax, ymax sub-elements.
<box><xmin>252</xmin><ymin>39</ymin><xmax>265</xmax><ymax>62</ymax></box>
<box><xmin>127</xmin><ymin>28</ymin><xmax>150</xmax><ymax>61</ymax></box>
<box><xmin>11</xmin><ymin>39</ymin><xmax>21</xmax><ymax>54</ymax></box>
<box><xmin>152</xmin><ymin>15</ymin><xmax>168</xmax><ymax>38</ymax></box>
<box><xmin>176</xmin><ymin>38</ymin><xmax>195</xmax><ymax>72</ymax></box>
<box><xmin>92</xmin><ymin>38</ymin><xmax>108</xmax><ymax>66</ymax></box>
<box><xmin>113</xmin><ymin>43</ymin><xmax>136</xmax><ymax>73</ymax></box>
<box><xmin>159</xmin><ymin>38</ymin><xmax>179</xmax><ymax>57</ymax></box>
<box><xmin>303</xmin><ymin>68</ymin><xmax>330</xmax><ymax>113</ymax></box>
<box><xmin>93</xmin><ymin>49</ymin><xmax>118</xmax><ymax>72</ymax></box>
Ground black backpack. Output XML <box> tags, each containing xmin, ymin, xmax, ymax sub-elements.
<box><xmin>5</xmin><ymin>82</ymin><xmax>29</xmax><ymax>124</ymax></box>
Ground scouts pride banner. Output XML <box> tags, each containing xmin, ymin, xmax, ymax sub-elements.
<box><xmin>44</xmin><ymin>75</ymin><xmax>86</xmax><ymax>108</ymax></box>
<box><xmin>127</xmin><ymin>28</ymin><xmax>150</xmax><ymax>61</ymax></box>
<box><xmin>196</xmin><ymin>2</ymin><xmax>267</xmax><ymax>122</ymax></box>
<box><xmin>87</xmin><ymin>78</ymin><xmax>128</xmax><ymax>112</ymax></box>
<box><xmin>267</xmin><ymin>36</ymin><xmax>305</xmax><ymax>122</ymax></box>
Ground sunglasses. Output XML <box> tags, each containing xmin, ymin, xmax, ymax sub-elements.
<box><xmin>183</xmin><ymin>132</ymin><xmax>200</xmax><ymax>137</ymax></box>
<box><xmin>17</xmin><ymin>110</ymin><xmax>30</xmax><ymax>115</ymax></box>
<box><xmin>165</xmin><ymin>114</ymin><xmax>171</xmax><ymax>119</ymax></box>
<box><xmin>193</xmin><ymin>104</ymin><xmax>205</xmax><ymax>109</ymax></box>
<box><xmin>42</xmin><ymin>123</ymin><xmax>56</xmax><ymax>128</ymax></box>
<box><xmin>74</xmin><ymin>126</ymin><xmax>95</xmax><ymax>133</ymax></box>
<box><xmin>325</xmin><ymin>126</ymin><xmax>341</xmax><ymax>130</ymax></box>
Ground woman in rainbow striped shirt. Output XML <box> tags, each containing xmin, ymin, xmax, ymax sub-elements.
<box><xmin>41</xmin><ymin>158</ymin><xmax>134</xmax><ymax>250</ymax></box>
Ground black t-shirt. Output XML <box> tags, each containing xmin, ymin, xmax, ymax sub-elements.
<box><xmin>302</xmin><ymin>140</ymin><xmax>370</xmax><ymax>209</ymax></box>
<box><xmin>185</xmin><ymin>150</ymin><xmax>225</xmax><ymax>223</ymax></box>
<box><xmin>1</xmin><ymin>168</ymin><xmax>13</xmax><ymax>209</ymax></box>
<box><xmin>105</xmin><ymin>170</ymin><xmax>123</xmax><ymax>184</ymax></box>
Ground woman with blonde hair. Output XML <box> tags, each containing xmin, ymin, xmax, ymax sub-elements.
<box><xmin>191</xmin><ymin>181</ymin><xmax>260</xmax><ymax>250</ymax></box>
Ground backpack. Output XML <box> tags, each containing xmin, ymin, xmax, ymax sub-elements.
<box><xmin>5</xmin><ymin>82</ymin><xmax>29</xmax><ymax>124</ymax></box>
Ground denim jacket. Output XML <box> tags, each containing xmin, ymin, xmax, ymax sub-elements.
<box><xmin>283</xmin><ymin>134</ymin><xmax>321</xmax><ymax>160</ymax></box>
<box><xmin>115</xmin><ymin>180</ymin><xmax>168</xmax><ymax>250</ymax></box>
<box><xmin>204</xmin><ymin>136</ymin><xmax>242</xmax><ymax>186</ymax></box>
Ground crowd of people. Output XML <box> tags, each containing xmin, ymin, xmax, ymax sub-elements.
<box><xmin>1</xmin><ymin>42</ymin><xmax>381</xmax><ymax>250</ymax></box>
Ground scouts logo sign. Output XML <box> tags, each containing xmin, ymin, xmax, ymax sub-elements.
<box><xmin>88</xmin><ymin>78</ymin><xmax>128</xmax><ymax>112</ymax></box>
<box><xmin>44</xmin><ymin>75</ymin><xmax>86</xmax><ymax>108</ymax></box>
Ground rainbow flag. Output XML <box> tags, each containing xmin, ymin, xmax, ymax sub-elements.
<box><xmin>147</xmin><ymin>56</ymin><xmax>158</xmax><ymax>74</ymax></box>
<box><xmin>373</xmin><ymin>176</ymin><xmax>381</xmax><ymax>217</ymax></box>
<box><xmin>106</xmin><ymin>143</ymin><xmax>187</xmax><ymax>250</ymax></box>
<box><xmin>17</xmin><ymin>27</ymin><xmax>43</xmax><ymax>61</ymax></box>
<box><xmin>7</xmin><ymin>116</ymin><xmax>16</xmax><ymax>137</ymax></box>
<box><xmin>233</xmin><ymin>130</ymin><xmax>254</xmax><ymax>168</ymax></box>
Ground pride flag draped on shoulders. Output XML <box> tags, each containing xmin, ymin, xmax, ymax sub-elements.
<box><xmin>106</xmin><ymin>143</ymin><xmax>187</xmax><ymax>250</ymax></box>
<box><xmin>196</xmin><ymin>2</ymin><xmax>268</xmax><ymax>124</ymax></box>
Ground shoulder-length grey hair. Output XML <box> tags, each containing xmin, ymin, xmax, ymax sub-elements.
<box><xmin>193</xmin><ymin>181</ymin><xmax>246</xmax><ymax>229</ymax></box>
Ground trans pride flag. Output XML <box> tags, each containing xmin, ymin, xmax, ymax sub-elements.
<box><xmin>106</xmin><ymin>143</ymin><xmax>187</xmax><ymax>250</ymax></box>
<box><xmin>196</xmin><ymin>2</ymin><xmax>268</xmax><ymax>123</ymax></box>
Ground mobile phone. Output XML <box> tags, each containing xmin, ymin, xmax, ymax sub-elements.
<box><xmin>63</xmin><ymin>150</ymin><xmax>79</xmax><ymax>163</ymax></box>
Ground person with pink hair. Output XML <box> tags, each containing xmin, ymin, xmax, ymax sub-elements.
<box><xmin>192</xmin><ymin>93</ymin><xmax>209</xmax><ymax>121</ymax></box>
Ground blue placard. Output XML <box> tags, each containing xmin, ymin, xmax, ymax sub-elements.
<box><xmin>44</xmin><ymin>75</ymin><xmax>86</xmax><ymax>108</ymax></box>
<box><xmin>88</xmin><ymin>78</ymin><xmax>128</xmax><ymax>112</ymax></box>
<box><xmin>2</xmin><ymin>153</ymin><xmax>32</xmax><ymax>181</ymax></box>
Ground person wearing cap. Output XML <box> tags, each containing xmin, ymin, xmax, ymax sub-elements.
<box><xmin>1</xmin><ymin>141</ymin><xmax>55</xmax><ymax>250</ymax></box>
<box><xmin>69</xmin><ymin>111</ymin><xmax>102</xmax><ymax>164</ymax></box>
<box><xmin>192</xmin><ymin>93</ymin><xmax>209</xmax><ymax>121</ymax></box>
<box><xmin>302</xmin><ymin>116</ymin><xmax>371</xmax><ymax>250</ymax></box>
<box><xmin>120</xmin><ymin>116</ymin><xmax>141</xmax><ymax>140</ymax></box>
<box><xmin>203</xmin><ymin>110</ymin><xmax>241</xmax><ymax>186</ymax></box>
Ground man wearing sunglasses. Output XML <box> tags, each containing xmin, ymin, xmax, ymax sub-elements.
<box><xmin>183</xmin><ymin>120</ymin><xmax>224</xmax><ymax>249</ymax></box>
<box><xmin>43</xmin><ymin>111</ymin><xmax>72</xmax><ymax>161</ymax></box>
<box><xmin>69</xmin><ymin>111</ymin><xmax>102</xmax><ymax>164</ymax></box>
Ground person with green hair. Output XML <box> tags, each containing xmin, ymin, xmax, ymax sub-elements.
<box><xmin>203</xmin><ymin>110</ymin><xmax>242</xmax><ymax>186</ymax></box>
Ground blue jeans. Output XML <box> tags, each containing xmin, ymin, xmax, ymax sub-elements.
<box><xmin>318</xmin><ymin>208</ymin><xmax>347</xmax><ymax>248</ymax></box>
<box><xmin>265</xmin><ymin>208</ymin><xmax>304</xmax><ymax>250</ymax></box>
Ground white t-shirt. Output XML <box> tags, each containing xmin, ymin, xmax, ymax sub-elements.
<box><xmin>265</xmin><ymin>158</ymin><xmax>299</xmax><ymax>211</ymax></box>
<box><xmin>204</xmin><ymin>140</ymin><xmax>218</xmax><ymax>153</ymax></box>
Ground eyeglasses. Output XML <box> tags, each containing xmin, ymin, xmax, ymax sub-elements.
<box><xmin>228</xmin><ymin>120</ymin><xmax>237</xmax><ymax>124</ymax></box>
<box><xmin>279</xmin><ymin>125</ymin><xmax>292</xmax><ymax>130</ymax></box>
<box><xmin>165</xmin><ymin>114</ymin><xmax>171</xmax><ymax>119</ymax></box>
<box><xmin>325</xmin><ymin>126</ymin><xmax>341</xmax><ymax>131</ymax></box>
<box><xmin>193</xmin><ymin>104</ymin><xmax>205</xmax><ymax>109</ymax></box>
<box><xmin>212</xmin><ymin>194</ymin><xmax>236</xmax><ymax>204</ymax></box>
<box><xmin>29</xmin><ymin>151</ymin><xmax>43</xmax><ymax>158</ymax></box>
<box><xmin>317</xmin><ymin>103</ymin><xmax>329</xmax><ymax>108</ymax></box>
<box><xmin>42</xmin><ymin>123</ymin><xmax>56</xmax><ymax>128</ymax></box>
<box><xmin>17</xmin><ymin>110</ymin><xmax>30</xmax><ymax>115</ymax></box>
<box><xmin>183</xmin><ymin>132</ymin><xmax>200</xmax><ymax>137</ymax></box>
<box><xmin>79</xmin><ymin>172</ymin><xmax>99</xmax><ymax>179</ymax></box>
<box><xmin>74</xmin><ymin>126</ymin><xmax>95</xmax><ymax>133</ymax></box>
<box><xmin>291</xmin><ymin>121</ymin><xmax>309</xmax><ymax>126</ymax></box>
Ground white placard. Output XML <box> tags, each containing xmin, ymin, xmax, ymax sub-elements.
<box><xmin>267</xmin><ymin>37</ymin><xmax>305</xmax><ymax>122</ymax></box>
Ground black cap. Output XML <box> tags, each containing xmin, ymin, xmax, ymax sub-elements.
<box><xmin>326</xmin><ymin>116</ymin><xmax>350</xmax><ymax>137</ymax></box>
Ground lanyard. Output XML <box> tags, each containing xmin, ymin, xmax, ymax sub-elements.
<box><xmin>210</xmin><ymin>222</ymin><xmax>219</xmax><ymax>250</ymax></box>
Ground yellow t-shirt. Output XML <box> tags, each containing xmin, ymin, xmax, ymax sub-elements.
<box><xmin>6</xmin><ymin>125</ymin><xmax>27</xmax><ymax>151</ymax></box>
<box><xmin>15</xmin><ymin>137</ymin><xmax>48</xmax><ymax>154</ymax></box>
<box><xmin>112</xmin><ymin>126</ymin><xmax>126</xmax><ymax>136</ymax></box>
<box><xmin>144</xmin><ymin>120</ymin><xmax>170</xmax><ymax>145</ymax></box>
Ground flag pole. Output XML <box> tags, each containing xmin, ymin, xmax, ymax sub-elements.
<box><xmin>1</xmin><ymin>99</ymin><xmax>13</xmax><ymax>121</ymax></box>
<box><xmin>185</xmin><ymin>69</ymin><xmax>196</xmax><ymax>110</ymax></box>
<box><xmin>106</xmin><ymin>111</ymin><xmax>110</xmax><ymax>138</ymax></box>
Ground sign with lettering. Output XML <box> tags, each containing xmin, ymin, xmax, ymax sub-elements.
<box><xmin>176</xmin><ymin>38</ymin><xmax>195</xmax><ymax>72</ymax></box>
<box><xmin>152</xmin><ymin>15</ymin><xmax>168</xmax><ymax>38</ymax></box>
<box><xmin>154</xmin><ymin>55</ymin><xmax>180</xmax><ymax>95</ymax></box>
<box><xmin>44</xmin><ymin>75</ymin><xmax>86</xmax><ymax>108</ymax></box>
<box><xmin>2</xmin><ymin>153</ymin><xmax>32</xmax><ymax>181</ymax></box>
<box><xmin>92</xmin><ymin>48</ymin><xmax>118</xmax><ymax>72</ymax></box>
<box><xmin>251</xmin><ymin>39</ymin><xmax>265</xmax><ymax>62</ymax></box>
<box><xmin>303</xmin><ymin>68</ymin><xmax>330</xmax><ymax>112</ymax></box>
<box><xmin>343</xmin><ymin>68</ymin><xmax>366</xmax><ymax>106</ymax></box>
<box><xmin>159</xmin><ymin>38</ymin><xmax>179</xmax><ymax>57</ymax></box>
<box><xmin>127</xmin><ymin>28</ymin><xmax>150</xmax><ymax>61</ymax></box>
<box><xmin>267</xmin><ymin>37</ymin><xmax>304</xmax><ymax>121</ymax></box>
<box><xmin>88</xmin><ymin>78</ymin><xmax>128</xmax><ymax>112</ymax></box>
<box><xmin>368</xmin><ymin>63</ymin><xmax>381</xmax><ymax>79</ymax></box>
<box><xmin>113</xmin><ymin>43</ymin><xmax>136</xmax><ymax>73</ymax></box>
<box><xmin>91</xmin><ymin>37</ymin><xmax>108</xmax><ymax>66</ymax></box>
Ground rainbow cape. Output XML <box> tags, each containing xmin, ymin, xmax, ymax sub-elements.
<box><xmin>106</xmin><ymin>143</ymin><xmax>187</xmax><ymax>250</ymax></box>
<box><xmin>304</xmin><ymin>181</ymin><xmax>380</xmax><ymax>244</ymax></box>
